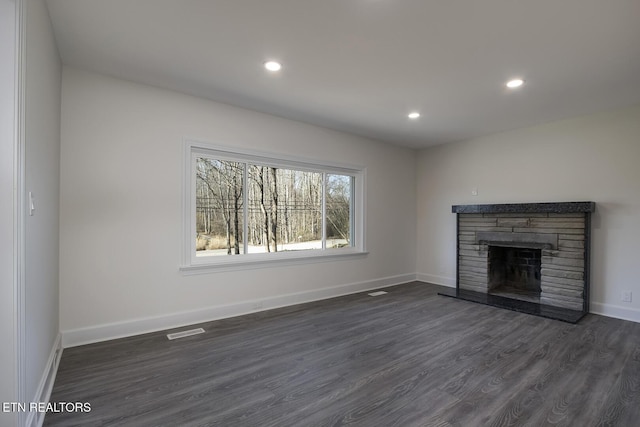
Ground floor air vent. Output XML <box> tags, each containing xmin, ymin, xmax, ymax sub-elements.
<box><xmin>167</xmin><ymin>328</ymin><xmax>205</xmax><ymax>340</ymax></box>
<box><xmin>368</xmin><ymin>291</ymin><xmax>388</xmax><ymax>297</ymax></box>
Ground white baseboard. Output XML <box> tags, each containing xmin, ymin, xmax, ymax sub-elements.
<box><xmin>62</xmin><ymin>273</ymin><xmax>417</xmax><ymax>348</ymax></box>
<box><xmin>416</xmin><ymin>272</ymin><xmax>455</xmax><ymax>287</ymax></box>
<box><xmin>61</xmin><ymin>274</ymin><xmax>639</xmax><ymax>349</ymax></box>
<box><xmin>26</xmin><ymin>333</ymin><xmax>62</xmax><ymax>427</ymax></box>
<box><xmin>590</xmin><ymin>302</ymin><xmax>640</xmax><ymax>323</ymax></box>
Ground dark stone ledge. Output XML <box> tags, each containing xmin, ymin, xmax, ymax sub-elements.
<box><xmin>452</xmin><ymin>201</ymin><xmax>595</xmax><ymax>214</ymax></box>
<box><xmin>438</xmin><ymin>288</ymin><xmax>586</xmax><ymax>323</ymax></box>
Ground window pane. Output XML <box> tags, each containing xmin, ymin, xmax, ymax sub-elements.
<box><xmin>326</xmin><ymin>174</ymin><xmax>352</xmax><ymax>248</ymax></box>
<box><xmin>195</xmin><ymin>158</ymin><xmax>244</xmax><ymax>256</ymax></box>
<box><xmin>247</xmin><ymin>166</ymin><xmax>322</xmax><ymax>253</ymax></box>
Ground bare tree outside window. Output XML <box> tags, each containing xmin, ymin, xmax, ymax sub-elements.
<box><xmin>195</xmin><ymin>159</ymin><xmax>244</xmax><ymax>255</ymax></box>
<box><xmin>326</xmin><ymin>174</ymin><xmax>352</xmax><ymax>248</ymax></box>
<box><xmin>195</xmin><ymin>157</ymin><xmax>352</xmax><ymax>257</ymax></box>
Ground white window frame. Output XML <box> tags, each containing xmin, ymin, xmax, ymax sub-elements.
<box><xmin>180</xmin><ymin>139</ymin><xmax>367</xmax><ymax>274</ymax></box>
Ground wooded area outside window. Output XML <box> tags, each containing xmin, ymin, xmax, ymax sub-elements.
<box><xmin>182</xmin><ymin>141</ymin><xmax>365</xmax><ymax>271</ymax></box>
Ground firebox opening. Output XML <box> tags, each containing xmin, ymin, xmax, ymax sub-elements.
<box><xmin>488</xmin><ymin>245</ymin><xmax>541</xmax><ymax>303</ymax></box>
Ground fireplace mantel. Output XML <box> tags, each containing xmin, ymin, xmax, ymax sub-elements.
<box><xmin>440</xmin><ymin>201</ymin><xmax>595</xmax><ymax>323</ymax></box>
<box><xmin>452</xmin><ymin>201</ymin><xmax>595</xmax><ymax>214</ymax></box>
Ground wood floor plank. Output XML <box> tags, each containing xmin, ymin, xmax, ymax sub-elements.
<box><xmin>44</xmin><ymin>282</ymin><xmax>640</xmax><ymax>426</ymax></box>
<box><xmin>593</xmin><ymin>323</ymin><xmax>640</xmax><ymax>427</ymax></box>
<box><xmin>500</xmin><ymin>316</ymin><xmax>632</xmax><ymax>426</ymax></box>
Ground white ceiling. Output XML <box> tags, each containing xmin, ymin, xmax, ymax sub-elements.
<box><xmin>46</xmin><ymin>0</ymin><xmax>640</xmax><ymax>148</ymax></box>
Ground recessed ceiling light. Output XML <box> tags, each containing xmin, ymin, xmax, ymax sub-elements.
<box><xmin>264</xmin><ymin>61</ymin><xmax>282</xmax><ymax>72</ymax></box>
<box><xmin>506</xmin><ymin>79</ymin><xmax>524</xmax><ymax>89</ymax></box>
<box><xmin>408</xmin><ymin>112</ymin><xmax>421</xmax><ymax>119</ymax></box>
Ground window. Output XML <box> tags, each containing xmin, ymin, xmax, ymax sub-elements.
<box><xmin>182</xmin><ymin>141</ymin><xmax>365</xmax><ymax>271</ymax></box>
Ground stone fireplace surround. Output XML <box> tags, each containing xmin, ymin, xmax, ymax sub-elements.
<box><xmin>439</xmin><ymin>202</ymin><xmax>595</xmax><ymax>323</ymax></box>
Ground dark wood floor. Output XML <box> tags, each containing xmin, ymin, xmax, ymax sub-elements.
<box><xmin>45</xmin><ymin>282</ymin><xmax>640</xmax><ymax>426</ymax></box>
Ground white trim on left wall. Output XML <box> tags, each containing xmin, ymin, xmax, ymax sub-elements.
<box><xmin>14</xmin><ymin>0</ymin><xmax>27</xmax><ymax>425</ymax></box>
<box><xmin>25</xmin><ymin>334</ymin><xmax>63</xmax><ymax>427</ymax></box>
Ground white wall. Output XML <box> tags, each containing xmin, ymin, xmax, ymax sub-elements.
<box><xmin>1</xmin><ymin>1</ymin><xmax>61</xmax><ymax>425</ymax></box>
<box><xmin>59</xmin><ymin>68</ymin><xmax>417</xmax><ymax>345</ymax></box>
<box><xmin>0</xmin><ymin>0</ymin><xmax>18</xmax><ymax>424</ymax></box>
<box><xmin>23</xmin><ymin>0</ymin><xmax>62</xmax><ymax>420</ymax></box>
<box><xmin>417</xmin><ymin>105</ymin><xmax>640</xmax><ymax>322</ymax></box>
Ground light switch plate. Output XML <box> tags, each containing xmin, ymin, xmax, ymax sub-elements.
<box><xmin>29</xmin><ymin>192</ymin><xmax>35</xmax><ymax>216</ymax></box>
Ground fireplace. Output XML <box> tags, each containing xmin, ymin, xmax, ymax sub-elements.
<box><xmin>439</xmin><ymin>202</ymin><xmax>595</xmax><ymax>323</ymax></box>
<box><xmin>488</xmin><ymin>245</ymin><xmax>541</xmax><ymax>301</ymax></box>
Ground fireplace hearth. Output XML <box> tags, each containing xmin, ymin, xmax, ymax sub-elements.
<box><xmin>439</xmin><ymin>202</ymin><xmax>595</xmax><ymax>323</ymax></box>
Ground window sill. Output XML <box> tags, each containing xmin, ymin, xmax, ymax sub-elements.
<box><xmin>179</xmin><ymin>249</ymin><xmax>369</xmax><ymax>275</ymax></box>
